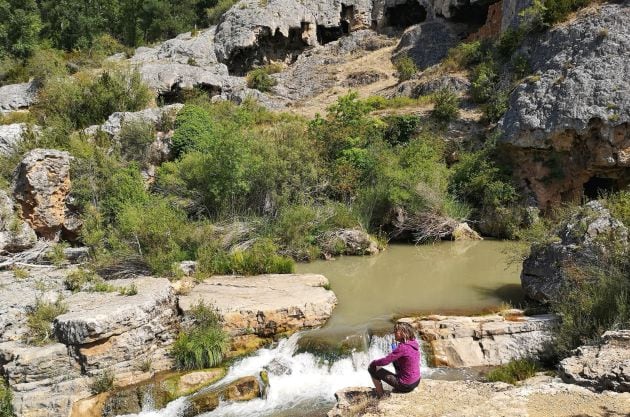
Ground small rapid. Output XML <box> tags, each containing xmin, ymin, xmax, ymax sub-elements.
<box><xmin>120</xmin><ymin>332</ymin><xmax>432</xmax><ymax>417</ymax></box>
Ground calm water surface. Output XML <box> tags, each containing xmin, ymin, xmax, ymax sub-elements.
<box><xmin>296</xmin><ymin>240</ymin><xmax>523</xmax><ymax>332</ymax></box>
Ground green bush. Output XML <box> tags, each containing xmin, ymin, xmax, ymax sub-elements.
<box><xmin>393</xmin><ymin>55</ymin><xmax>417</xmax><ymax>81</ymax></box>
<box><xmin>604</xmin><ymin>191</ymin><xmax>630</xmax><ymax>228</ymax></box>
<box><xmin>34</xmin><ymin>67</ymin><xmax>151</xmax><ymax>129</ymax></box>
<box><xmin>207</xmin><ymin>0</ymin><xmax>240</xmax><ymax>24</ymax></box>
<box><xmin>431</xmin><ymin>88</ymin><xmax>460</xmax><ymax>123</ymax></box>
<box><xmin>383</xmin><ymin>115</ymin><xmax>421</xmax><ymax>146</ymax></box>
<box><xmin>25</xmin><ymin>297</ymin><xmax>68</xmax><ymax>345</ymax></box>
<box><xmin>471</xmin><ymin>61</ymin><xmax>498</xmax><ymax>103</ymax></box>
<box><xmin>170</xmin><ymin>104</ymin><xmax>214</xmax><ymax>157</ymax></box>
<box><xmin>197</xmin><ymin>238</ymin><xmax>294</xmax><ymax>275</ymax></box>
<box><xmin>118</xmin><ymin>120</ymin><xmax>156</xmax><ymax>166</ymax></box>
<box><xmin>482</xmin><ymin>89</ymin><xmax>509</xmax><ymax>123</ymax></box>
<box><xmin>246</xmin><ymin>67</ymin><xmax>277</xmax><ymax>92</ymax></box>
<box><xmin>486</xmin><ymin>359</ymin><xmax>539</xmax><ymax>384</ymax></box>
<box><xmin>172</xmin><ymin>302</ymin><xmax>229</xmax><ymax>370</ymax></box>
<box><xmin>496</xmin><ymin>28</ymin><xmax>524</xmax><ymax>59</ymax></box>
<box><xmin>0</xmin><ymin>379</ymin><xmax>13</xmax><ymax>417</ymax></box>
<box><xmin>551</xmin><ymin>259</ymin><xmax>630</xmax><ymax>358</ymax></box>
<box><xmin>89</xmin><ymin>370</ymin><xmax>114</xmax><ymax>395</ymax></box>
<box><xmin>443</xmin><ymin>41</ymin><xmax>484</xmax><ymax>70</ymax></box>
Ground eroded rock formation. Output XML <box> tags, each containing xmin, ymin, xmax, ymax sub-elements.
<box><xmin>500</xmin><ymin>3</ymin><xmax>630</xmax><ymax>209</ymax></box>
<box><xmin>12</xmin><ymin>149</ymin><xmax>74</xmax><ymax>240</ymax></box>
<box><xmin>521</xmin><ymin>201</ymin><xmax>629</xmax><ymax>302</ymax></box>
<box><xmin>405</xmin><ymin>312</ymin><xmax>556</xmax><ymax>367</ymax></box>
<box><xmin>559</xmin><ymin>330</ymin><xmax>630</xmax><ymax>393</ymax></box>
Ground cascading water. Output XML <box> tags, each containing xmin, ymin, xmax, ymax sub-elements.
<box><xmin>119</xmin><ymin>331</ymin><xmax>432</xmax><ymax>417</ymax></box>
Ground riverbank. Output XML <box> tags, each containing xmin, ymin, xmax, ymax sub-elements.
<box><xmin>328</xmin><ymin>377</ymin><xmax>630</xmax><ymax>417</ymax></box>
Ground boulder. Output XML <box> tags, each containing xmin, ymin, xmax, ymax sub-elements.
<box><xmin>499</xmin><ymin>3</ymin><xmax>630</xmax><ymax>209</ymax></box>
<box><xmin>179</xmin><ymin>274</ymin><xmax>337</xmax><ymax>337</ymax></box>
<box><xmin>0</xmin><ymin>190</ymin><xmax>37</xmax><ymax>252</ymax></box>
<box><xmin>184</xmin><ymin>376</ymin><xmax>261</xmax><ymax>417</ymax></box>
<box><xmin>0</xmin><ymin>81</ymin><xmax>38</xmax><ymax>113</ymax></box>
<box><xmin>559</xmin><ymin>330</ymin><xmax>630</xmax><ymax>393</ymax></box>
<box><xmin>452</xmin><ymin>222</ymin><xmax>482</xmax><ymax>241</ymax></box>
<box><xmin>521</xmin><ymin>201</ymin><xmax>629</xmax><ymax>302</ymax></box>
<box><xmin>327</xmin><ymin>387</ymin><xmax>375</xmax><ymax>417</ymax></box>
<box><xmin>0</xmin><ymin>123</ymin><xmax>27</xmax><ymax>157</ymax></box>
<box><xmin>83</xmin><ymin>104</ymin><xmax>183</xmax><ymax>139</ymax></box>
<box><xmin>409</xmin><ymin>312</ymin><xmax>556</xmax><ymax>367</ymax></box>
<box><xmin>320</xmin><ymin>229</ymin><xmax>380</xmax><ymax>257</ymax></box>
<box><xmin>12</xmin><ymin>149</ymin><xmax>73</xmax><ymax>240</ymax></box>
<box><xmin>392</xmin><ymin>20</ymin><xmax>463</xmax><ymax>71</ymax></box>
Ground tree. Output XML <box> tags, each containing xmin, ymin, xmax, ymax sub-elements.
<box><xmin>0</xmin><ymin>0</ymin><xmax>41</xmax><ymax>58</ymax></box>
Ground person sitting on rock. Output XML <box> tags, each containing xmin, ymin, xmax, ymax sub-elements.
<box><xmin>368</xmin><ymin>322</ymin><xmax>420</xmax><ymax>398</ymax></box>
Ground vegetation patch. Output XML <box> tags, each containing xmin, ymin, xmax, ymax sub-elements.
<box><xmin>89</xmin><ymin>369</ymin><xmax>115</xmax><ymax>395</ymax></box>
<box><xmin>172</xmin><ymin>302</ymin><xmax>230</xmax><ymax>370</ymax></box>
<box><xmin>25</xmin><ymin>297</ymin><xmax>68</xmax><ymax>346</ymax></box>
<box><xmin>485</xmin><ymin>359</ymin><xmax>539</xmax><ymax>384</ymax></box>
<box><xmin>0</xmin><ymin>379</ymin><xmax>13</xmax><ymax>417</ymax></box>
<box><xmin>393</xmin><ymin>55</ymin><xmax>417</xmax><ymax>81</ymax></box>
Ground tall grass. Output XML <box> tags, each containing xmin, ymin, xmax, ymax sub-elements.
<box><xmin>486</xmin><ymin>359</ymin><xmax>539</xmax><ymax>384</ymax></box>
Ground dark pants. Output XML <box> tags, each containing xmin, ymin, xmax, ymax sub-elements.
<box><xmin>368</xmin><ymin>366</ymin><xmax>420</xmax><ymax>393</ymax></box>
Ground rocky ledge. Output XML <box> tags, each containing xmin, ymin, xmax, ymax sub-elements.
<box><xmin>403</xmin><ymin>312</ymin><xmax>556</xmax><ymax>367</ymax></box>
<box><xmin>559</xmin><ymin>330</ymin><xmax>630</xmax><ymax>393</ymax></box>
<box><xmin>0</xmin><ymin>269</ymin><xmax>336</xmax><ymax>417</ymax></box>
<box><xmin>179</xmin><ymin>273</ymin><xmax>337</xmax><ymax>337</ymax></box>
<box><xmin>328</xmin><ymin>377</ymin><xmax>630</xmax><ymax>417</ymax></box>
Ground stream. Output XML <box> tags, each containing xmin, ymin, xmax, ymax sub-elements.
<box><xmin>122</xmin><ymin>240</ymin><xmax>522</xmax><ymax>417</ymax></box>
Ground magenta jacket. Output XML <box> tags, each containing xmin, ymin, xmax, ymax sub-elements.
<box><xmin>371</xmin><ymin>339</ymin><xmax>421</xmax><ymax>385</ymax></box>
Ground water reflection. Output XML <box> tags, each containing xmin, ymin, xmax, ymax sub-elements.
<box><xmin>296</xmin><ymin>241</ymin><xmax>523</xmax><ymax>330</ymax></box>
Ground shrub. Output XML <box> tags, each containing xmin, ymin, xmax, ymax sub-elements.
<box><xmin>482</xmin><ymin>89</ymin><xmax>509</xmax><ymax>123</ymax></box>
<box><xmin>64</xmin><ymin>268</ymin><xmax>99</xmax><ymax>292</ymax></box>
<box><xmin>471</xmin><ymin>61</ymin><xmax>498</xmax><ymax>103</ymax></box>
<box><xmin>0</xmin><ymin>379</ymin><xmax>13</xmax><ymax>417</ymax></box>
<box><xmin>551</xmin><ymin>260</ymin><xmax>630</xmax><ymax>358</ymax></box>
<box><xmin>383</xmin><ymin>115</ymin><xmax>421</xmax><ymax>146</ymax></box>
<box><xmin>34</xmin><ymin>67</ymin><xmax>152</xmax><ymax>129</ymax></box>
<box><xmin>246</xmin><ymin>67</ymin><xmax>277</xmax><ymax>92</ymax></box>
<box><xmin>485</xmin><ymin>359</ymin><xmax>539</xmax><ymax>384</ymax></box>
<box><xmin>393</xmin><ymin>55</ymin><xmax>417</xmax><ymax>81</ymax></box>
<box><xmin>207</xmin><ymin>0</ymin><xmax>240</xmax><ymax>24</ymax></box>
<box><xmin>604</xmin><ymin>191</ymin><xmax>630</xmax><ymax>228</ymax></box>
<box><xmin>171</xmin><ymin>302</ymin><xmax>229</xmax><ymax>370</ymax></box>
<box><xmin>431</xmin><ymin>88</ymin><xmax>460</xmax><ymax>123</ymax></box>
<box><xmin>118</xmin><ymin>120</ymin><xmax>156</xmax><ymax>166</ymax></box>
<box><xmin>197</xmin><ymin>238</ymin><xmax>294</xmax><ymax>275</ymax></box>
<box><xmin>89</xmin><ymin>370</ymin><xmax>114</xmax><ymax>395</ymax></box>
<box><xmin>25</xmin><ymin>297</ymin><xmax>68</xmax><ymax>345</ymax></box>
<box><xmin>496</xmin><ymin>28</ymin><xmax>524</xmax><ymax>59</ymax></box>
<box><xmin>170</xmin><ymin>104</ymin><xmax>214</xmax><ymax>158</ymax></box>
<box><xmin>443</xmin><ymin>41</ymin><xmax>483</xmax><ymax>70</ymax></box>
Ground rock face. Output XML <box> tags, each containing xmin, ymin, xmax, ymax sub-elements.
<box><xmin>392</xmin><ymin>20</ymin><xmax>463</xmax><ymax>70</ymax></box>
<box><xmin>179</xmin><ymin>274</ymin><xmax>337</xmax><ymax>337</ymax></box>
<box><xmin>521</xmin><ymin>201</ymin><xmax>629</xmax><ymax>302</ymax></box>
<box><xmin>328</xmin><ymin>377</ymin><xmax>630</xmax><ymax>417</ymax></box>
<box><xmin>12</xmin><ymin>149</ymin><xmax>74</xmax><ymax>240</ymax></box>
<box><xmin>0</xmin><ymin>123</ymin><xmax>27</xmax><ymax>157</ymax></box>
<box><xmin>499</xmin><ymin>3</ymin><xmax>630</xmax><ymax>209</ymax></box>
<box><xmin>0</xmin><ymin>190</ymin><xmax>37</xmax><ymax>253</ymax></box>
<box><xmin>406</xmin><ymin>312</ymin><xmax>556</xmax><ymax>367</ymax></box>
<box><xmin>0</xmin><ymin>81</ymin><xmax>38</xmax><ymax>114</ymax></box>
<box><xmin>0</xmin><ymin>272</ymin><xmax>179</xmax><ymax>417</ymax></box>
<box><xmin>559</xmin><ymin>330</ymin><xmax>630</xmax><ymax>393</ymax></box>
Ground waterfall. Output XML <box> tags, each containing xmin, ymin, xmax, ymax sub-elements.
<box><xmin>119</xmin><ymin>331</ymin><xmax>432</xmax><ymax>417</ymax></box>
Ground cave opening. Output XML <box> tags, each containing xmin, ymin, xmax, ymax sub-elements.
<box><xmin>158</xmin><ymin>84</ymin><xmax>222</xmax><ymax>105</ymax></box>
<box><xmin>384</xmin><ymin>1</ymin><xmax>427</xmax><ymax>29</ymax></box>
<box><xmin>447</xmin><ymin>2</ymin><xmax>490</xmax><ymax>27</ymax></box>
<box><xmin>317</xmin><ymin>25</ymin><xmax>345</xmax><ymax>45</ymax></box>
<box><xmin>227</xmin><ymin>27</ymin><xmax>310</xmax><ymax>75</ymax></box>
<box><xmin>583</xmin><ymin>176</ymin><xmax>617</xmax><ymax>200</ymax></box>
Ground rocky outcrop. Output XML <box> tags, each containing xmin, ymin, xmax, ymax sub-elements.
<box><xmin>559</xmin><ymin>330</ymin><xmax>630</xmax><ymax>393</ymax></box>
<box><xmin>521</xmin><ymin>201</ymin><xmax>629</xmax><ymax>302</ymax></box>
<box><xmin>499</xmin><ymin>3</ymin><xmax>630</xmax><ymax>209</ymax></box>
<box><xmin>12</xmin><ymin>149</ymin><xmax>74</xmax><ymax>240</ymax></box>
<box><xmin>0</xmin><ymin>190</ymin><xmax>37</xmax><ymax>253</ymax></box>
<box><xmin>0</xmin><ymin>271</ymin><xmax>179</xmax><ymax>417</ymax></box>
<box><xmin>83</xmin><ymin>104</ymin><xmax>183</xmax><ymax>139</ymax></box>
<box><xmin>328</xmin><ymin>377</ymin><xmax>630</xmax><ymax>417</ymax></box>
<box><xmin>0</xmin><ymin>81</ymin><xmax>38</xmax><ymax>114</ymax></box>
<box><xmin>0</xmin><ymin>123</ymin><xmax>27</xmax><ymax>157</ymax></box>
<box><xmin>392</xmin><ymin>20</ymin><xmax>463</xmax><ymax>70</ymax></box>
<box><xmin>319</xmin><ymin>229</ymin><xmax>380</xmax><ymax>257</ymax></box>
<box><xmin>184</xmin><ymin>376</ymin><xmax>261</xmax><ymax>417</ymax></box>
<box><xmin>179</xmin><ymin>274</ymin><xmax>337</xmax><ymax>337</ymax></box>
<box><xmin>405</xmin><ymin>312</ymin><xmax>556</xmax><ymax>367</ymax></box>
